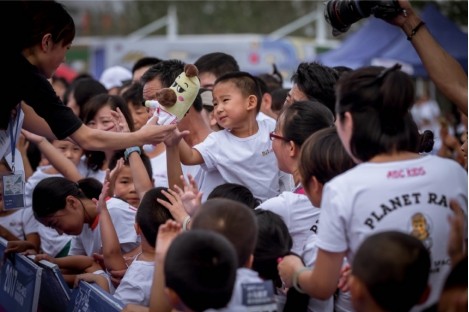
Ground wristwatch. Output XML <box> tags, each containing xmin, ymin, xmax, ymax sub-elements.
<box><xmin>124</xmin><ymin>146</ymin><xmax>141</xmax><ymax>161</ymax></box>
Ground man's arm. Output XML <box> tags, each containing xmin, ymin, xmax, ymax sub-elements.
<box><xmin>388</xmin><ymin>0</ymin><xmax>468</xmax><ymax>116</ymax></box>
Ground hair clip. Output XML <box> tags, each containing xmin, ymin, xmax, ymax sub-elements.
<box><xmin>376</xmin><ymin>63</ymin><xmax>402</xmax><ymax>81</ymax></box>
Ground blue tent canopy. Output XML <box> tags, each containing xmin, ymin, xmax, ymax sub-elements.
<box><xmin>317</xmin><ymin>4</ymin><xmax>468</xmax><ymax>77</ymax></box>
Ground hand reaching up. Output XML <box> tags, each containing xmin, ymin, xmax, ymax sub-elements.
<box><xmin>175</xmin><ymin>174</ymin><xmax>202</xmax><ymax>217</ymax></box>
<box><xmin>155</xmin><ymin>220</ymin><xmax>182</xmax><ymax>263</ymax></box>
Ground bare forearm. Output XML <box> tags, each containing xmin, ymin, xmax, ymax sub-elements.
<box><xmin>149</xmin><ymin>258</ymin><xmax>172</xmax><ymax>312</ymax></box>
<box><xmin>55</xmin><ymin>255</ymin><xmax>96</xmax><ymax>271</ymax></box>
<box><xmin>402</xmin><ymin>13</ymin><xmax>468</xmax><ymax>115</ymax></box>
<box><xmin>35</xmin><ymin>138</ymin><xmax>82</xmax><ymax>182</ymax></box>
<box><xmin>129</xmin><ymin>152</ymin><xmax>153</xmax><ymax>200</ymax></box>
<box><xmin>100</xmin><ymin>207</ymin><xmax>127</xmax><ymax>272</ymax></box>
<box><xmin>178</xmin><ymin>139</ymin><xmax>202</xmax><ymax>166</ymax></box>
<box><xmin>166</xmin><ymin>145</ymin><xmax>184</xmax><ymax>190</ymax></box>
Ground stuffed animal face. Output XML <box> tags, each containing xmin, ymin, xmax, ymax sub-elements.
<box><xmin>156</xmin><ymin>64</ymin><xmax>200</xmax><ymax>121</ymax></box>
<box><xmin>170</xmin><ymin>69</ymin><xmax>200</xmax><ymax>108</ymax></box>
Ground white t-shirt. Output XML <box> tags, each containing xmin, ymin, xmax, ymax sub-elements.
<box><xmin>69</xmin><ymin>197</ymin><xmax>139</xmax><ymax>256</ymax></box>
<box><xmin>24</xmin><ymin>166</ymin><xmax>76</xmax><ymax>257</ymax></box>
<box><xmin>257</xmin><ymin>191</ymin><xmax>320</xmax><ymax>255</ymax></box>
<box><xmin>219</xmin><ymin>268</ymin><xmax>277</xmax><ymax>312</ymax></box>
<box><xmin>316</xmin><ymin>155</ymin><xmax>468</xmax><ymax>310</ymax></box>
<box><xmin>182</xmin><ymin>163</ymin><xmax>226</xmax><ymax>203</ymax></box>
<box><xmin>194</xmin><ymin>120</ymin><xmax>281</xmax><ymax>202</ymax></box>
<box><xmin>0</xmin><ymin>207</ymin><xmax>39</xmax><ymax>240</ymax></box>
<box><xmin>113</xmin><ymin>258</ymin><xmax>154</xmax><ymax>306</ymax></box>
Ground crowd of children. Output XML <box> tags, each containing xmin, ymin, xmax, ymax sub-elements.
<box><xmin>0</xmin><ymin>1</ymin><xmax>467</xmax><ymax>312</ymax></box>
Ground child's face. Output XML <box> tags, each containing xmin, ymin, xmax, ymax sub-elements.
<box><xmin>212</xmin><ymin>81</ymin><xmax>253</xmax><ymax>129</ymax></box>
<box><xmin>38</xmin><ymin>199</ymin><xmax>85</xmax><ymax>236</ymax></box>
<box><xmin>113</xmin><ymin>165</ymin><xmax>140</xmax><ymax>208</ymax></box>
<box><xmin>86</xmin><ymin>105</ymin><xmax>116</xmax><ymax>132</ymax></box>
<box><xmin>52</xmin><ymin>140</ymin><xmax>83</xmax><ymax>166</ymax></box>
<box><xmin>128</xmin><ymin>103</ymin><xmax>148</xmax><ymax>131</ymax></box>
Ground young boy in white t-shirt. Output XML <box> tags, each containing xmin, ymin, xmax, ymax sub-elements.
<box><xmin>176</xmin><ymin>71</ymin><xmax>283</xmax><ymax>202</ymax></box>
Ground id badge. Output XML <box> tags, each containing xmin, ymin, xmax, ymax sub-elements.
<box><xmin>1</xmin><ymin>171</ymin><xmax>25</xmax><ymax>209</ymax></box>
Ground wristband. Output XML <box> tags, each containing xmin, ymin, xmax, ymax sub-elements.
<box><xmin>407</xmin><ymin>21</ymin><xmax>425</xmax><ymax>41</ymax></box>
<box><xmin>182</xmin><ymin>215</ymin><xmax>191</xmax><ymax>231</ymax></box>
<box><xmin>292</xmin><ymin>267</ymin><xmax>309</xmax><ymax>294</ymax></box>
<box><xmin>124</xmin><ymin>146</ymin><xmax>141</xmax><ymax>161</ymax></box>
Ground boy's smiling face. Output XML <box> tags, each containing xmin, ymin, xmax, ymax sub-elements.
<box><xmin>212</xmin><ymin>81</ymin><xmax>255</xmax><ymax>130</ymax></box>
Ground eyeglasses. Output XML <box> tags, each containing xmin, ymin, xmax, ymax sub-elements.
<box><xmin>269</xmin><ymin>131</ymin><xmax>289</xmax><ymax>142</ymax></box>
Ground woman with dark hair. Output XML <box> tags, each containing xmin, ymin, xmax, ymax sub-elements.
<box><xmin>0</xmin><ymin>1</ymin><xmax>174</xmax><ymax>161</ymax></box>
<box><xmin>278</xmin><ymin>65</ymin><xmax>467</xmax><ymax>311</ymax></box>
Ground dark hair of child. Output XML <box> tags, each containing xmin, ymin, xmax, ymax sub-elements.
<box><xmin>214</xmin><ymin>71</ymin><xmax>262</xmax><ymax>113</ymax></box>
<box><xmin>136</xmin><ymin>187</ymin><xmax>174</xmax><ymax>248</ymax></box>
<box><xmin>32</xmin><ymin>177</ymin><xmax>102</xmax><ymax>218</ymax></box>
<box><xmin>191</xmin><ymin>198</ymin><xmax>258</xmax><ymax>268</ymax></box>
<box><xmin>352</xmin><ymin>231</ymin><xmax>431</xmax><ymax>312</ymax></box>
<box><xmin>164</xmin><ymin>229</ymin><xmax>238</xmax><ymax>312</ymax></box>
<box><xmin>253</xmin><ymin>209</ymin><xmax>309</xmax><ymax>312</ymax></box>
<box><xmin>207</xmin><ymin>183</ymin><xmax>261</xmax><ymax>209</ymax></box>
<box><xmin>299</xmin><ymin>127</ymin><xmax>356</xmax><ymax>186</ymax></box>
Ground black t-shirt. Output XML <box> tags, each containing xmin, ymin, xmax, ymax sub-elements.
<box><xmin>2</xmin><ymin>52</ymin><xmax>82</xmax><ymax>140</ymax></box>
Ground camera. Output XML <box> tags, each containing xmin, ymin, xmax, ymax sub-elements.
<box><xmin>324</xmin><ymin>0</ymin><xmax>403</xmax><ymax>35</ymax></box>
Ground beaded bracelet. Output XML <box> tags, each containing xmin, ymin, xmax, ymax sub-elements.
<box><xmin>292</xmin><ymin>267</ymin><xmax>309</xmax><ymax>294</ymax></box>
<box><xmin>182</xmin><ymin>215</ymin><xmax>191</xmax><ymax>231</ymax></box>
<box><xmin>407</xmin><ymin>21</ymin><xmax>425</xmax><ymax>41</ymax></box>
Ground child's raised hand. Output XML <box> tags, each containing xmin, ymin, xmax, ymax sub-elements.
<box><xmin>108</xmin><ymin>160</ymin><xmax>124</xmax><ymax>197</ymax></box>
<box><xmin>175</xmin><ymin>174</ymin><xmax>202</xmax><ymax>217</ymax></box>
<box><xmin>163</xmin><ymin>128</ymin><xmax>189</xmax><ymax>147</ymax></box>
<box><xmin>158</xmin><ymin>188</ymin><xmax>188</xmax><ymax>223</ymax></box>
<box><xmin>155</xmin><ymin>220</ymin><xmax>182</xmax><ymax>263</ymax></box>
<box><xmin>21</xmin><ymin>129</ymin><xmax>46</xmax><ymax>145</ymax></box>
<box><xmin>93</xmin><ymin>171</ymin><xmax>111</xmax><ymax>214</ymax></box>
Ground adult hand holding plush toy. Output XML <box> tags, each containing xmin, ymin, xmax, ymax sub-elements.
<box><xmin>145</xmin><ymin>64</ymin><xmax>200</xmax><ymax>125</ymax></box>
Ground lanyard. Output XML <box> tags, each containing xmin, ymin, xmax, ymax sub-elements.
<box><xmin>9</xmin><ymin>104</ymin><xmax>21</xmax><ymax>173</ymax></box>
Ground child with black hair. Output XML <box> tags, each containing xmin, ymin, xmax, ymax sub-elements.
<box><xmin>191</xmin><ymin>198</ymin><xmax>277</xmax><ymax>311</ymax></box>
<box><xmin>297</xmin><ymin>127</ymin><xmax>356</xmax><ymax>312</ymax></box>
<box><xmin>207</xmin><ymin>182</ymin><xmax>261</xmax><ymax>209</ymax></box>
<box><xmin>176</xmin><ymin>71</ymin><xmax>288</xmax><ymax>201</ymax></box>
<box><xmin>164</xmin><ymin>229</ymin><xmax>238</xmax><ymax>312</ymax></box>
<box><xmin>349</xmin><ymin>231</ymin><xmax>431</xmax><ymax>312</ymax></box>
<box><xmin>253</xmin><ymin>209</ymin><xmax>309</xmax><ymax>312</ymax></box>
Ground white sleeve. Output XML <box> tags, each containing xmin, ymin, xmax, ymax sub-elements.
<box><xmin>113</xmin><ymin>274</ymin><xmax>143</xmax><ymax>305</ymax></box>
<box><xmin>256</xmin><ymin>196</ymin><xmax>290</xmax><ymax>228</ymax></box>
<box><xmin>107</xmin><ymin>206</ymin><xmax>139</xmax><ymax>253</ymax></box>
<box><xmin>315</xmin><ymin>183</ymin><xmax>349</xmax><ymax>253</ymax></box>
<box><xmin>21</xmin><ymin>208</ymin><xmax>40</xmax><ymax>236</ymax></box>
<box><xmin>193</xmin><ymin>132</ymin><xmax>220</xmax><ymax>170</ymax></box>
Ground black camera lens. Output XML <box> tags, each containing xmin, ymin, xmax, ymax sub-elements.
<box><xmin>324</xmin><ymin>0</ymin><xmax>402</xmax><ymax>36</ymax></box>
<box><xmin>325</xmin><ymin>0</ymin><xmax>375</xmax><ymax>35</ymax></box>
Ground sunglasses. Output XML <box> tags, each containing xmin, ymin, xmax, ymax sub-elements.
<box><xmin>269</xmin><ymin>131</ymin><xmax>289</xmax><ymax>142</ymax></box>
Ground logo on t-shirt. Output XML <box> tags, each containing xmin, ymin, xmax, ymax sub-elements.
<box><xmin>241</xmin><ymin>281</ymin><xmax>277</xmax><ymax>311</ymax></box>
<box><xmin>409</xmin><ymin>212</ymin><xmax>433</xmax><ymax>250</ymax></box>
